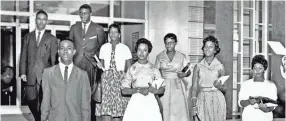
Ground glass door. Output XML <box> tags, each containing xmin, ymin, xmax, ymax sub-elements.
<box><xmin>0</xmin><ymin>23</ymin><xmax>26</xmax><ymax>114</ymax></box>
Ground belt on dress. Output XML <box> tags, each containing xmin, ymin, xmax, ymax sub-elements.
<box><xmin>200</xmin><ymin>87</ymin><xmax>219</xmax><ymax>92</ymax></box>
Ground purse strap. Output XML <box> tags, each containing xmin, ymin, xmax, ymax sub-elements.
<box><xmin>155</xmin><ymin>94</ymin><xmax>164</xmax><ymax>120</ymax></box>
<box><xmin>193</xmin><ymin>113</ymin><xmax>201</xmax><ymax>121</ymax></box>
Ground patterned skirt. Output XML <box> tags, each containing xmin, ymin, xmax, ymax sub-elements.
<box><xmin>95</xmin><ymin>70</ymin><xmax>129</xmax><ymax>117</ymax></box>
<box><xmin>196</xmin><ymin>88</ymin><xmax>226</xmax><ymax>121</ymax></box>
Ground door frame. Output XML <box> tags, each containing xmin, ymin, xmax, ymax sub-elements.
<box><xmin>0</xmin><ymin>23</ymin><xmax>72</xmax><ymax>114</ymax></box>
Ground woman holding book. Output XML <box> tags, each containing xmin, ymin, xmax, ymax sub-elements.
<box><xmin>121</xmin><ymin>38</ymin><xmax>165</xmax><ymax>121</ymax></box>
<box><xmin>95</xmin><ymin>24</ymin><xmax>132</xmax><ymax>121</ymax></box>
<box><xmin>155</xmin><ymin>33</ymin><xmax>191</xmax><ymax>121</ymax></box>
<box><xmin>190</xmin><ymin>35</ymin><xmax>227</xmax><ymax>121</ymax></box>
<box><xmin>238</xmin><ymin>55</ymin><xmax>277</xmax><ymax>121</ymax></box>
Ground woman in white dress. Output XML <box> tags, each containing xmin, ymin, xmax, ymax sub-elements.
<box><xmin>238</xmin><ymin>55</ymin><xmax>278</xmax><ymax>121</ymax></box>
<box><xmin>121</xmin><ymin>38</ymin><xmax>165</xmax><ymax>121</ymax></box>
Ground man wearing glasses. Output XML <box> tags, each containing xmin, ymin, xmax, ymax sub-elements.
<box><xmin>69</xmin><ymin>4</ymin><xmax>105</xmax><ymax>121</ymax></box>
<box><xmin>19</xmin><ymin>10</ymin><xmax>58</xmax><ymax>121</ymax></box>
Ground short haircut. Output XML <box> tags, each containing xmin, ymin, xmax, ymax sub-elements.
<box><xmin>79</xmin><ymin>4</ymin><xmax>92</xmax><ymax>13</ymax></box>
<box><xmin>108</xmin><ymin>23</ymin><xmax>121</xmax><ymax>34</ymax></box>
<box><xmin>135</xmin><ymin>38</ymin><xmax>153</xmax><ymax>53</ymax></box>
<box><xmin>201</xmin><ymin>35</ymin><xmax>221</xmax><ymax>57</ymax></box>
<box><xmin>164</xmin><ymin>33</ymin><xmax>177</xmax><ymax>43</ymax></box>
<box><xmin>36</xmin><ymin>10</ymin><xmax>48</xmax><ymax>18</ymax></box>
<box><xmin>251</xmin><ymin>55</ymin><xmax>268</xmax><ymax>70</ymax></box>
<box><xmin>59</xmin><ymin>38</ymin><xmax>74</xmax><ymax>47</ymax></box>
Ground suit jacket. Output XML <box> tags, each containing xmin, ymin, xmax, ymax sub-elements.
<box><xmin>69</xmin><ymin>21</ymin><xmax>105</xmax><ymax>70</ymax></box>
<box><xmin>19</xmin><ymin>30</ymin><xmax>58</xmax><ymax>100</ymax></box>
<box><xmin>41</xmin><ymin>64</ymin><xmax>91</xmax><ymax>121</ymax></box>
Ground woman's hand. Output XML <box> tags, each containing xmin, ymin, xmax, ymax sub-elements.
<box><xmin>258</xmin><ymin>103</ymin><xmax>270</xmax><ymax>112</ymax></box>
<box><xmin>191</xmin><ymin>106</ymin><xmax>198</xmax><ymax>116</ymax></box>
<box><xmin>148</xmin><ymin>83</ymin><xmax>158</xmax><ymax>94</ymax></box>
<box><xmin>249</xmin><ymin>98</ymin><xmax>258</xmax><ymax>105</ymax></box>
<box><xmin>178</xmin><ymin>71</ymin><xmax>187</xmax><ymax>78</ymax></box>
<box><xmin>213</xmin><ymin>80</ymin><xmax>223</xmax><ymax>89</ymax></box>
<box><xmin>280</xmin><ymin>65</ymin><xmax>286</xmax><ymax>79</ymax></box>
<box><xmin>138</xmin><ymin>88</ymin><xmax>149</xmax><ymax>96</ymax></box>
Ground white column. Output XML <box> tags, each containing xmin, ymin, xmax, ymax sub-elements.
<box><xmin>29</xmin><ymin>0</ymin><xmax>35</xmax><ymax>31</ymax></box>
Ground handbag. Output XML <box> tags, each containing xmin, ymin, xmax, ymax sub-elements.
<box><xmin>92</xmin><ymin>69</ymin><xmax>103</xmax><ymax>103</ymax></box>
<box><xmin>92</xmin><ymin>82</ymin><xmax>102</xmax><ymax>103</ymax></box>
<box><xmin>85</xmin><ymin>53</ymin><xmax>103</xmax><ymax>103</ymax></box>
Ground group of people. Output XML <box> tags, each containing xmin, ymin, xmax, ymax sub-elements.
<box><xmin>18</xmin><ymin>3</ymin><xmax>280</xmax><ymax>121</ymax></box>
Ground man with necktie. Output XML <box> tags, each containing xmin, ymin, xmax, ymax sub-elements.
<box><xmin>69</xmin><ymin>4</ymin><xmax>105</xmax><ymax>121</ymax></box>
<box><xmin>19</xmin><ymin>10</ymin><xmax>58</xmax><ymax>121</ymax></box>
<box><xmin>41</xmin><ymin>38</ymin><xmax>91</xmax><ymax>121</ymax></box>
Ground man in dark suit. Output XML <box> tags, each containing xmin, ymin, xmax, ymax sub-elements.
<box><xmin>69</xmin><ymin>4</ymin><xmax>105</xmax><ymax>88</ymax></box>
<box><xmin>41</xmin><ymin>39</ymin><xmax>91</xmax><ymax>121</ymax></box>
<box><xmin>69</xmin><ymin>4</ymin><xmax>105</xmax><ymax>121</ymax></box>
<box><xmin>19</xmin><ymin>10</ymin><xmax>58</xmax><ymax>121</ymax></box>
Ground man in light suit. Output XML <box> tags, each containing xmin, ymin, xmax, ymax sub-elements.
<box><xmin>41</xmin><ymin>39</ymin><xmax>91</xmax><ymax>121</ymax></box>
<box><xmin>19</xmin><ymin>10</ymin><xmax>58</xmax><ymax>121</ymax></box>
<box><xmin>69</xmin><ymin>4</ymin><xmax>105</xmax><ymax>121</ymax></box>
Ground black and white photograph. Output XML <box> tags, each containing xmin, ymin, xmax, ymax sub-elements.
<box><xmin>0</xmin><ymin>0</ymin><xmax>285</xmax><ymax>121</ymax></box>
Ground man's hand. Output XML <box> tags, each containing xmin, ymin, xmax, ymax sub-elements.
<box><xmin>20</xmin><ymin>74</ymin><xmax>27</xmax><ymax>82</ymax></box>
<box><xmin>97</xmin><ymin>62</ymin><xmax>105</xmax><ymax>71</ymax></box>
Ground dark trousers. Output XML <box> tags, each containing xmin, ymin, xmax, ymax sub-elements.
<box><xmin>28</xmin><ymin>99</ymin><xmax>41</xmax><ymax>121</ymax></box>
<box><xmin>76</xmin><ymin>61</ymin><xmax>98</xmax><ymax>121</ymax></box>
<box><xmin>91</xmin><ymin>100</ymin><xmax>96</xmax><ymax>121</ymax></box>
<box><xmin>28</xmin><ymin>85</ymin><xmax>42</xmax><ymax>121</ymax></box>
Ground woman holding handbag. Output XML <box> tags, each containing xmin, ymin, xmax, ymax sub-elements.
<box><xmin>190</xmin><ymin>35</ymin><xmax>227</xmax><ymax>121</ymax></box>
<box><xmin>95</xmin><ymin>23</ymin><xmax>132</xmax><ymax>121</ymax></box>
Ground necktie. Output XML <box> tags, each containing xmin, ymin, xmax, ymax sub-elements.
<box><xmin>64</xmin><ymin>66</ymin><xmax>68</xmax><ymax>83</ymax></box>
<box><xmin>36</xmin><ymin>31</ymin><xmax>41</xmax><ymax>46</ymax></box>
<box><xmin>83</xmin><ymin>24</ymin><xmax>86</xmax><ymax>39</ymax></box>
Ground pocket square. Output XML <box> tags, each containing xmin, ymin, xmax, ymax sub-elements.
<box><xmin>89</xmin><ymin>36</ymin><xmax>97</xmax><ymax>39</ymax></box>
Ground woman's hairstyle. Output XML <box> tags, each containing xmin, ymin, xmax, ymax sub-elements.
<box><xmin>251</xmin><ymin>55</ymin><xmax>268</xmax><ymax>70</ymax></box>
<box><xmin>135</xmin><ymin>38</ymin><xmax>153</xmax><ymax>53</ymax></box>
<box><xmin>201</xmin><ymin>35</ymin><xmax>221</xmax><ymax>56</ymax></box>
<box><xmin>108</xmin><ymin>23</ymin><xmax>121</xmax><ymax>34</ymax></box>
<box><xmin>164</xmin><ymin>33</ymin><xmax>177</xmax><ymax>43</ymax></box>
<box><xmin>1</xmin><ymin>66</ymin><xmax>13</xmax><ymax>75</ymax></box>
<box><xmin>1</xmin><ymin>66</ymin><xmax>15</xmax><ymax>86</ymax></box>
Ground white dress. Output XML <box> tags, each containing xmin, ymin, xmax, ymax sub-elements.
<box><xmin>238</xmin><ymin>79</ymin><xmax>278</xmax><ymax>121</ymax></box>
<box><xmin>121</xmin><ymin>62</ymin><xmax>165</xmax><ymax>121</ymax></box>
